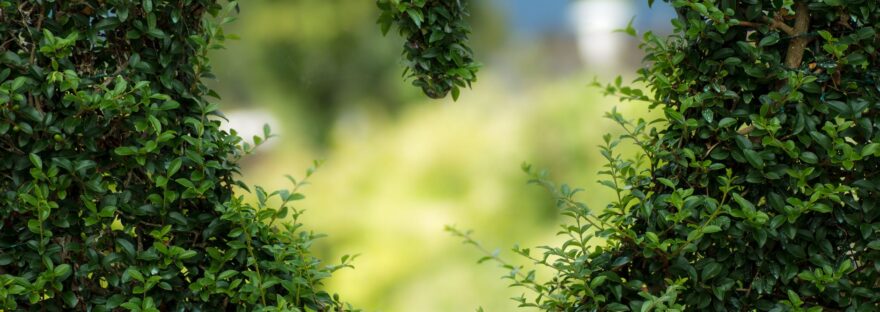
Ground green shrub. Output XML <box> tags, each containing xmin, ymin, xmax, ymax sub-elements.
<box><xmin>451</xmin><ymin>0</ymin><xmax>880</xmax><ymax>311</ymax></box>
<box><xmin>0</xmin><ymin>1</ymin><xmax>353</xmax><ymax>311</ymax></box>
<box><xmin>377</xmin><ymin>0</ymin><xmax>479</xmax><ymax>100</ymax></box>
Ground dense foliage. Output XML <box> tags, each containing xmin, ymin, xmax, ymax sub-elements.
<box><xmin>453</xmin><ymin>0</ymin><xmax>880</xmax><ymax>311</ymax></box>
<box><xmin>0</xmin><ymin>1</ymin><xmax>353</xmax><ymax>311</ymax></box>
<box><xmin>377</xmin><ymin>0</ymin><xmax>479</xmax><ymax>100</ymax></box>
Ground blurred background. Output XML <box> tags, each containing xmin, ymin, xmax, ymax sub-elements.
<box><xmin>209</xmin><ymin>1</ymin><xmax>675</xmax><ymax>311</ymax></box>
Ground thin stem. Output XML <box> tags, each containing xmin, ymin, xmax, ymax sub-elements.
<box><xmin>446</xmin><ymin>227</ymin><xmax>543</xmax><ymax>294</ymax></box>
<box><xmin>670</xmin><ymin>190</ymin><xmax>729</xmax><ymax>258</ymax></box>
<box><xmin>240</xmin><ymin>220</ymin><xmax>267</xmax><ymax>306</ymax></box>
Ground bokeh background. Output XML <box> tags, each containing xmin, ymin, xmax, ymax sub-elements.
<box><xmin>210</xmin><ymin>1</ymin><xmax>675</xmax><ymax>311</ymax></box>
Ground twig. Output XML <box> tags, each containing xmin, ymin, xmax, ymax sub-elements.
<box><xmin>100</xmin><ymin>57</ymin><xmax>132</xmax><ymax>87</ymax></box>
<box><xmin>28</xmin><ymin>6</ymin><xmax>45</xmax><ymax>113</ymax></box>
<box><xmin>735</xmin><ymin>21</ymin><xmax>762</xmax><ymax>28</ymax></box>
<box><xmin>703</xmin><ymin>142</ymin><xmax>720</xmax><ymax>158</ymax></box>
<box><xmin>736</xmin><ymin>17</ymin><xmax>796</xmax><ymax>37</ymax></box>
<box><xmin>28</xmin><ymin>6</ymin><xmax>44</xmax><ymax>64</ymax></box>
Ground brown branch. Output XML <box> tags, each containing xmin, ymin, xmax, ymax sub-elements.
<box><xmin>28</xmin><ymin>6</ymin><xmax>44</xmax><ymax>64</ymax></box>
<box><xmin>736</xmin><ymin>21</ymin><xmax>762</xmax><ymax>28</ymax></box>
<box><xmin>703</xmin><ymin>142</ymin><xmax>720</xmax><ymax>159</ymax></box>
<box><xmin>737</xmin><ymin>19</ymin><xmax>797</xmax><ymax>37</ymax></box>
<box><xmin>784</xmin><ymin>2</ymin><xmax>811</xmax><ymax>69</ymax></box>
<box><xmin>764</xmin><ymin>16</ymin><xmax>797</xmax><ymax>36</ymax></box>
<box><xmin>24</xmin><ymin>6</ymin><xmax>46</xmax><ymax>114</ymax></box>
<box><xmin>0</xmin><ymin>38</ymin><xmax>14</xmax><ymax>51</ymax></box>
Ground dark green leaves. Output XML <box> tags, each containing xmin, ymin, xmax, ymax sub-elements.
<box><xmin>462</xmin><ymin>1</ymin><xmax>880</xmax><ymax>310</ymax></box>
<box><xmin>377</xmin><ymin>0</ymin><xmax>479</xmax><ymax>100</ymax></box>
<box><xmin>759</xmin><ymin>32</ymin><xmax>781</xmax><ymax>47</ymax></box>
<box><xmin>742</xmin><ymin>149</ymin><xmax>764</xmax><ymax>169</ymax></box>
<box><xmin>702</xmin><ymin>262</ymin><xmax>723</xmax><ymax>280</ymax></box>
<box><xmin>1</xmin><ymin>1</ymin><xmax>354</xmax><ymax>311</ymax></box>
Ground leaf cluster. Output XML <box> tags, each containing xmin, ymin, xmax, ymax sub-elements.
<box><xmin>377</xmin><ymin>0</ymin><xmax>479</xmax><ymax>101</ymax></box>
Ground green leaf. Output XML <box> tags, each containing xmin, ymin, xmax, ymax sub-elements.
<box><xmin>611</xmin><ymin>256</ymin><xmax>631</xmax><ymax>268</ymax></box>
<box><xmin>11</xmin><ymin>76</ymin><xmax>27</xmax><ymax>91</ymax></box>
<box><xmin>743</xmin><ymin>149</ymin><xmax>764</xmax><ymax>169</ymax></box>
<box><xmin>759</xmin><ymin>33</ymin><xmax>780</xmax><ymax>47</ymax></box>
<box><xmin>811</xmin><ymin>203</ymin><xmax>832</xmax><ymax>213</ymax></box>
<box><xmin>219</xmin><ymin>270</ymin><xmax>239</xmax><ymax>280</ymax></box>
<box><xmin>178</xmin><ymin>250</ymin><xmax>198</xmax><ymax>260</ymax></box>
<box><xmin>732</xmin><ymin>193</ymin><xmax>755</xmax><ymax>212</ymax></box>
<box><xmin>167</xmin><ymin>158</ymin><xmax>183</xmax><ymax>177</ymax></box>
<box><xmin>62</xmin><ymin>291</ymin><xmax>79</xmax><ymax>308</ymax></box>
<box><xmin>117</xmin><ymin>238</ymin><xmax>136</xmax><ymax>257</ymax></box>
<box><xmin>702</xmin><ymin>225</ymin><xmax>722</xmax><ymax>234</ymax></box>
<box><xmin>800</xmin><ymin>152</ymin><xmax>818</xmax><ymax>164</ymax></box>
<box><xmin>590</xmin><ymin>275</ymin><xmax>608</xmax><ymax>289</ymax></box>
<box><xmin>175</xmin><ymin>178</ymin><xmax>195</xmax><ymax>189</ymax></box>
<box><xmin>127</xmin><ymin>267</ymin><xmax>144</xmax><ymax>282</ymax></box>
<box><xmin>702</xmin><ymin>262</ymin><xmax>722</xmax><ymax>280</ymax></box>
<box><xmin>29</xmin><ymin>153</ymin><xmax>42</xmax><ymax>169</ymax></box>
<box><xmin>114</xmin><ymin>147</ymin><xmax>137</xmax><ymax>156</ymax></box>
<box><xmin>54</xmin><ymin>264</ymin><xmax>72</xmax><ymax>280</ymax></box>
<box><xmin>665</xmin><ymin>108</ymin><xmax>686</xmax><ymax>125</ymax></box>
<box><xmin>406</xmin><ymin>9</ymin><xmax>423</xmax><ymax>28</ymax></box>
<box><xmin>787</xmin><ymin>290</ymin><xmax>803</xmax><ymax>306</ymax></box>
<box><xmin>862</xmin><ymin>143</ymin><xmax>880</xmax><ymax>157</ymax></box>
<box><xmin>263</xmin><ymin>123</ymin><xmax>272</xmax><ymax>139</ymax></box>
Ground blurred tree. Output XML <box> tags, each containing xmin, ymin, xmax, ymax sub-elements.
<box><xmin>212</xmin><ymin>0</ymin><xmax>504</xmax><ymax>144</ymax></box>
<box><xmin>212</xmin><ymin>0</ymin><xmax>410</xmax><ymax>143</ymax></box>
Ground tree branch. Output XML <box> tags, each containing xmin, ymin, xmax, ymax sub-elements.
<box><xmin>764</xmin><ymin>16</ymin><xmax>797</xmax><ymax>36</ymax></box>
<box><xmin>784</xmin><ymin>2</ymin><xmax>811</xmax><ymax>69</ymax></box>
<box><xmin>737</xmin><ymin>18</ymin><xmax>797</xmax><ymax>36</ymax></box>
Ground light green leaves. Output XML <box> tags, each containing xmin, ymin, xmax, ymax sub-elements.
<box><xmin>28</xmin><ymin>153</ymin><xmax>42</xmax><ymax>170</ymax></box>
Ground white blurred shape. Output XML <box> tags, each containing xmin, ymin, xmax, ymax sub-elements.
<box><xmin>570</xmin><ymin>0</ymin><xmax>633</xmax><ymax>71</ymax></box>
<box><xmin>220</xmin><ymin>109</ymin><xmax>282</xmax><ymax>151</ymax></box>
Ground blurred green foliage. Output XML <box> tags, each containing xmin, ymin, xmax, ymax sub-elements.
<box><xmin>233</xmin><ymin>74</ymin><xmax>653</xmax><ymax>312</ymax></box>
<box><xmin>210</xmin><ymin>0</ymin><xmax>415</xmax><ymax>143</ymax></box>
<box><xmin>210</xmin><ymin>0</ymin><xmax>505</xmax><ymax>144</ymax></box>
<box><xmin>208</xmin><ymin>1</ymin><xmax>649</xmax><ymax>311</ymax></box>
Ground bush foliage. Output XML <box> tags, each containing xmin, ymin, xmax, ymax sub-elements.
<box><xmin>377</xmin><ymin>0</ymin><xmax>479</xmax><ymax>100</ymax></box>
<box><xmin>452</xmin><ymin>0</ymin><xmax>880</xmax><ymax>311</ymax></box>
<box><xmin>0</xmin><ymin>1</ymin><xmax>353</xmax><ymax>311</ymax></box>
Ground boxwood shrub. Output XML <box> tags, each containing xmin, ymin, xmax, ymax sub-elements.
<box><xmin>449</xmin><ymin>0</ymin><xmax>880</xmax><ymax>311</ymax></box>
<box><xmin>0</xmin><ymin>1</ymin><xmax>354</xmax><ymax>311</ymax></box>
